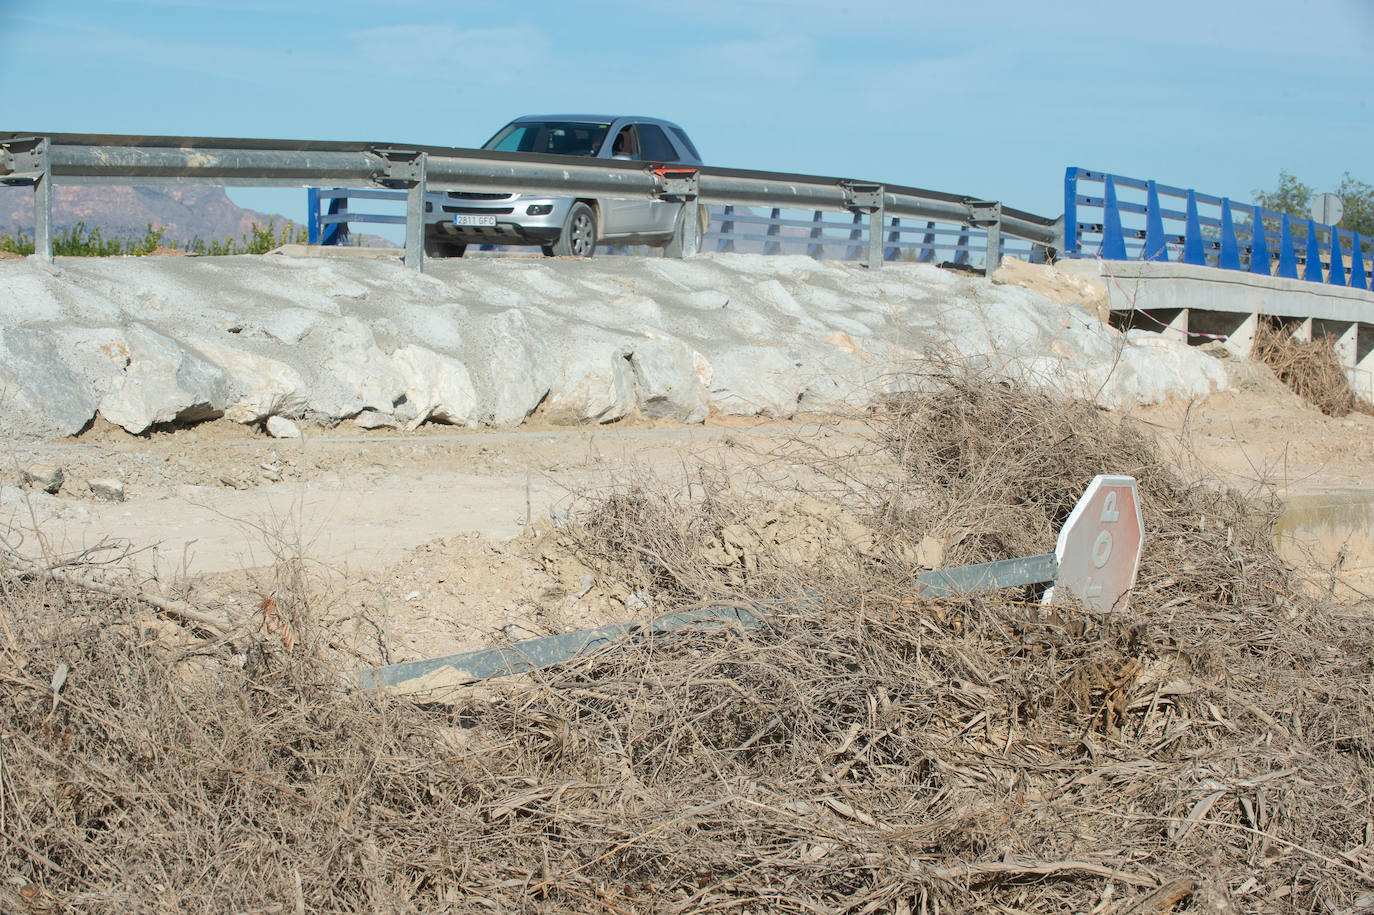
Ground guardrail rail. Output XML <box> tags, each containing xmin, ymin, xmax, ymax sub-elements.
<box><xmin>0</xmin><ymin>132</ymin><xmax>1059</xmax><ymax>273</ymax></box>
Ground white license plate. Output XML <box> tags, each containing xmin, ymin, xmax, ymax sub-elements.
<box><xmin>454</xmin><ymin>214</ymin><xmax>497</xmax><ymax>227</ymax></box>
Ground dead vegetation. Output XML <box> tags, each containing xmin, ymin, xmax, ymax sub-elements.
<box><xmin>1251</xmin><ymin>320</ymin><xmax>1372</xmax><ymax>417</ymax></box>
<box><xmin>3</xmin><ymin>368</ymin><xmax>1374</xmax><ymax>913</ymax></box>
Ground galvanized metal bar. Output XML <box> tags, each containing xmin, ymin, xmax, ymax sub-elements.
<box><xmin>405</xmin><ymin>152</ymin><xmax>427</xmax><ymax>271</ymax></box>
<box><xmin>356</xmin><ymin>550</ymin><xmax>1061</xmax><ymax>691</ymax></box>
<box><xmin>34</xmin><ymin>138</ymin><xmax>52</xmax><ymax>261</ymax></box>
<box><xmin>357</xmin><ymin>604</ymin><xmax>761</xmax><ymax>689</ymax></box>
<box><xmin>914</xmin><ymin>552</ymin><xmax>1057</xmax><ymax>598</ymax></box>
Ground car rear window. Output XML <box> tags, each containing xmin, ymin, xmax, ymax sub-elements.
<box><xmin>666</xmin><ymin>126</ymin><xmax>701</xmax><ymax>162</ymax></box>
<box><xmin>637</xmin><ymin>124</ymin><xmax>679</xmax><ymax>163</ymax></box>
<box><xmin>483</xmin><ymin>121</ymin><xmax>611</xmax><ymax>157</ymax></box>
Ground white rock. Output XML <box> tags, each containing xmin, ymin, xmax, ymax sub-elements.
<box><xmin>542</xmin><ymin>333</ymin><xmax>636</xmax><ymax>425</ymax></box>
<box><xmin>188</xmin><ymin>337</ymin><xmax>308</xmax><ymax>424</ymax></box>
<box><xmin>353</xmin><ymin>409</ymin><xmax>397</xmax><ymax>430</ymax></box>
<box><xmin>0</xmin><ymin>325</ymin><xmax>98</xmax><ymax>439</ymax></box>
<box><xmin>98</xmin><ymin>324</ymin><xmax>229</xmax><ymax>434</ymax></box>
<box><xmin>461</xmin><ymin>309</ymin><xmax>554</xmax><ymax>427</ymax></box>
<box><xmin>265</xmin><ymin>415</ymin><xmax>301</xmax><ymax>439</ymax></box>
<box><xmin>628</xmin><ymin>339</ymin><xmax>711</xmax><ymax>423</ymax></box>
<box><xmin>391</xmin><ymin>344</ymin><xmax>479</xmax><ymax>430</ymax></box>
<box><xmin>707</xmin><ymin>345</ymin><xmax>803</xmax><ymax>418</ymax></box>
<box><xmin>304</xmin><ymin>317</ymin><xmax>405</xmax><ymax>421</ymax></box>
<box><xmin>88</xmin><ymin>478</ymin><xmax>125</xmax><ymax>502</ymax></box>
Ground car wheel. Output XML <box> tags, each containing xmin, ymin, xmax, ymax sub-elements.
<box><xmin>550</xmin><ymin>203</ymin><xmax>597</xmax><ymax>257</ymax></box>
<box><xmin>424</xmin><ymin>230</ymin><xmax>467</xmax><ymax>258</ymax></box>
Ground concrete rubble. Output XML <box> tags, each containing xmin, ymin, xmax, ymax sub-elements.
<box><xmin>0</xmin><ymin>253</ymin><xmax>1228</xmax><ymax>441</ymax></box>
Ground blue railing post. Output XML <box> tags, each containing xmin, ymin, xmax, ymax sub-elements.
<box><xmin>1351</xmin><ymin>233</ymin><xmax>1368</xmax><ymax>291</ymax></box>
<box><xmin>1218</xmin><ymin>199</ymin><xmax>1241</xmax><ymax>270</ymax></box>
<box><xmin>1063</xmin><ymin>167</ymin><xmax>1080</xmax><ymax>256</ymax></box>
<box><xmin>1182</xmin><ymin>190</ymin><xmax>1205</xmax><ymax>265</ymax></box>
<box><xmin>716</xmin><ymin>205</ymin><xmax>736</xmax><ymax>253</ymax></box>
<box><xmin>1277</xmin><ymin>214</ymin><xmax>1298</xmax><ymax>279</ymax></box>
<box><xmin>1329</xmin><ymin>230</ymin><xmax>1347</xmax><ymax>287</ymax></box>
<box><xmin>1305</xmin><ymin>220</ymin><xmax>1323</xmax><ymax>282</ymax></box>
<box><xmin>764</xmin><ymin>207</ymin><xmax>783</xmax><ymax>256</ymax></box>
<box><xmin>919</xmin><ymin>221</ymin><xmax>936</xmax><ymax>263</ymax></box>
<box><xmin>953</xmin><ymin>226</ymin><xmax>970</xmax><ymax>265</ymax></box>
<box><xmin>885</xmin><ymin>217</ymin><xmax>902</xmax><ymax>262</ymax></box>
<box><xmin>806</xmin><ymin>210</ymin><xmax>824</xmax><ymax>259</ymax></box>
<box><xmin>845</xmin><ymin>211</ymin><xmax>864</xmax><ymax>261</ymax></box>
<box><xmin>307</xmin><ymin>187</ymin><xmax>320</xmax><ymax>245</ymax></box>
<box><xmin>1249</xmin><ymin>206</ymin><xmax>1270</xmax><ymax>276</ymax></box>
<box><xmin>1100</xmin><ymin>176</ymin><xmax>1126</xmax><ymax>260</ymax></box>
<box><xmin>1144</xmin><ymin>180</ymin><xmax>1168</xmax><ymax>261</ymax></box>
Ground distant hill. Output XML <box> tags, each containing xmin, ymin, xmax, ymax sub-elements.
<box><xmin>0</xmin><ymin>185</ymin><xmax>397</xmax><ymax>248</ymax></box>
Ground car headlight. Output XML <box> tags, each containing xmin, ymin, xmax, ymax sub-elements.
<box><xmin>526</xmin><ymin>204</ymin><xmax>554</xmax><ymax>216</ymax></box>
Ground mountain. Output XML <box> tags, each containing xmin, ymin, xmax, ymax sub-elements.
<box><xmin>0</xmin><ymin>185</ymin><xmax>396</xmax><ymax>248</ymax></box>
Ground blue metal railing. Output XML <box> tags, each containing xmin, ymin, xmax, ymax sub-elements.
<box><xmin>307</xmin><ymin>189</ymin><xmax>1037</xmax><ymax>267</ymax></box>
<box><xmin>1064</xmin><ymin>167</ymin><xmax>1372</xmax><ymax>290</ymax></box>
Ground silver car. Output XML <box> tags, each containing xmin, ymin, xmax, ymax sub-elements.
<box><xmin>423</xmin><ymin>115</ymin><xmax>704</xmax><ymax>257</ymax></box>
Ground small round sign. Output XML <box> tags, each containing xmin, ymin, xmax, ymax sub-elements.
<box><xmin>1311</xmin><ymin>193</ymin><xmax>1344</xmax><ymax>227</ymax></box>
<box><xmin>1045</xmin><ymin>475</ymin><xmax>1144</xmax><ymax>613</ymax></box>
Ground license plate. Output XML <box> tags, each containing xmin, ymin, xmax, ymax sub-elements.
<box><xmin>454</xmin><ymin>215</ymin><xmax>497</xmax><ymax>227</ymax></box>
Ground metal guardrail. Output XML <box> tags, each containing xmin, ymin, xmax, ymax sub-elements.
<box><xmin>1065</xmin><ymin>167</ymin><xmax>1373</xmax><ymax>290</ymax></box>
<box><xmin>307</xmin><ymin>190</ymin><xmax>1049</xmax><ymax>267</ymax></box>
<box><xmin>0</xmin><ymin>132</ymin><xmax>1059</xmax><ymax>272</ymax></box>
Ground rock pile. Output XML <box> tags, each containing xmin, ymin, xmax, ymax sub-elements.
<box><xmin>0</xmin><ymin>253</ymin><xmax>1227</xmax><ymax>441</ymax></box>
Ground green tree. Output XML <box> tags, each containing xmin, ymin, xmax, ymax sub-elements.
<box><xmin>1254</xmin><ymin>170</ymin><xmax>1374</xmax><ymax>237</ymax></box>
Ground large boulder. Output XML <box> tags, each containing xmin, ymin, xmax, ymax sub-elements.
<box><xmin>542</xmin><ymin>333</ymin><xmax>636</xmax><ymax>425</ymax></box>
<box><xmin>707</xmin><ymin>345</ymin><xmax>803</xmax><ymax>418</ymax></box>
<box><xmin>98</xmin><ymin>324</ymin><xmax>229</xmax><ymax>433</ymax></box>
<box><xmin>628</xmin><ymin>338</ymin><xmax>711</xmax><ymax>423</ymax></box>
<box><xmin>304</xmin><ymin>317</ymin><xmax>405</xmax><ymax>422</ymax></box>
<box><xmin>391</xmin><ymin>344</ymin><xmax>479</xmax><ymax>430</ymax></box>
<box><xmin>0</xmin><ymin>325</ymin><xmax>99</xmax><ymax>439</ymax></box>
<box><xmin>188</xmin><ymin>337</ymin><xmax>309</xmax><ymax>424</ymax></box>
<box><xmin>462</xmin><ymin>309</ymin><xmax>554</xmax><ymax>427</ymax></box>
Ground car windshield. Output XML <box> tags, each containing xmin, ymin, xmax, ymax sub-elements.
<box><xmin>483</xmin><ymin>121</ymin><xmax>612</xmax><ymax>157</ymax></box>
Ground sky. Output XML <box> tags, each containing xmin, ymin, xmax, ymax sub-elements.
<box><xmin>3</xmin><ymin>0</ymin><xmax>1372</xmax><ymax>236</ymax></box>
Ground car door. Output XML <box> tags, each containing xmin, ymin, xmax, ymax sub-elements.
<box><xmin>599</xmin><ymin>124</ymin><xmax>656</xmax><ymax>237</ymax></box>
<box><xmin>635</xmin><ymin>123</ymin><xmax>687</xmax><ymax>235</ymax></box>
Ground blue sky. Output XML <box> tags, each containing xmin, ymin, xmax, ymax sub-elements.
<box><xmin>3</xmin><ymin>0</ymin><xmax>1372</xmax><ymax>232</ymax></box>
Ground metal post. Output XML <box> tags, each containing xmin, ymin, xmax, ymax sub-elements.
<box><xmin>34</xmin><ymin>148</ymin><xmax>52</xmax><ymax>261</ymax></box>
<box><xmin>405</xmin><ymin>153</ymin><xmax>427</xmax><ymax>271</ymax></box>
<box><xmin>306</xmin><ymin>187</ymin><xmax>320</xmax><ymax>245</ymax></box>
<box><xmin>970</xmin><ymin>200</ymin><xmax>1002</xmax><ymax>274</ymax></box>
<box><xmin>867</xmin><ymin>198</ymin><xmax>884</xmax><ymax>269</ymax></box>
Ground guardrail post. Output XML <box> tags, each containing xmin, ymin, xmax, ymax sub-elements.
<box><xmin>765</xmin><ymin>208</ymin><xmax>783</xmax><ymax>255</ymax></box>
<box><xmin>1144</xmin><ymin>181</ymin><xmax>1168</xmax><ymax>261</ymax></box>
<box><xmin>1100</xmin><ymin>177</ymin><xmax>1126</xmax><ymax>260</ymax></box>
<box><xmin>1277</xmin><ymin>214</ymin><xmax>1298</xmax><ymax>278</ymax></box>
<box><xmin>885</xmin><ymin>216</ymin><xmax>902</xmax><ymax>262</ymax></box>
<box><xmin>840</xmin><ymin>182</ymin><xmax>884</xmax><ymax>268</ymax></box>
<box><xmin>1063</xmin><ymin>167</ymin><xmax>1079</xmax><ymax>256</ymax></box>
<box><xmin>717</xmin><ymin>205</ymin><xmax>736</xmax><ymax>253</ymax></box>
<box><xmin>1249</xmin><ymin>206</ymin><xmax>1270</xmax><ymax>276</ymax></box>
<box><xmin>969</xmin><ymin>201</ymin><xmax>1001</xmax><ymax>273</ymax></box>
<box><xmin>1218</xmin><ymin>200</ymin><xmax>1241</xmax><ymax>270</ymax></box>
<box><xmin>805</xmin><ymin>210</ymin><xmax>824</xmax><ymax>258</ymax></box>
<box><xmin>919</xmin><ymin>221</ymin><xmax>936</xmax><ymax>263</ymax></box>
<box><xmin>1352</xmin><ymin>233</ymin><xmax>1368</xmax><ymax>291</ymax></box>
<box><xmin>1329</xmin><ymin>231</ymin><xmax>1347</xmax><ymax>287</ymax></box>
<box><xmin>374</xmin><ymin>148</ymin><xmax>429</xmax><ymax>271</ymax></box>
<box><xmin>307</xmin><ymin>187</ymin><xmax>320</xmax><ymax>245</ymax></box>
<box><xmin>2</xmin><ymin>138</ymin><xmax>53</xmax><ymax>260</ymax></box>
<box><xmin>653</xmin><ymin>167</ymin><xmax>701</xmax><ymax>258</ymax></box>
<box><xmin>1182</xmin><ymin>191</ymin><xmax>1205</xmax><ymax>265</ymax></box>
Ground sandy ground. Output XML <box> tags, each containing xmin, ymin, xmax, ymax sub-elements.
<box><xmin>5</xmin><ymin>354</ymin><xmax>1373</xmax><ymax>671</ymax></box>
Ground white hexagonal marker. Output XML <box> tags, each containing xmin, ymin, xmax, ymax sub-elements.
<box><xmin>1044</xmin><ymin>475</ymin><xmax>1144</xmax><ymax>612</ymax></box>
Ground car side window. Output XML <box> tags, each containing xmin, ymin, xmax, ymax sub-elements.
<box><xmin>610</xmin><ymin>126</ymin><xmax>641</xmax><ymax>160</ymax></box>
<box><xmin>637</xmin><ymin>124</ymin><xmax>678</xmax><ymax>163</ymax></box>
